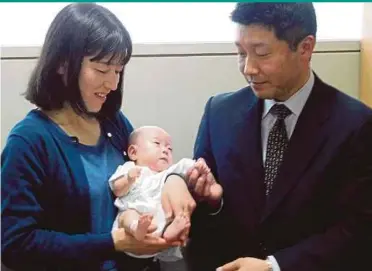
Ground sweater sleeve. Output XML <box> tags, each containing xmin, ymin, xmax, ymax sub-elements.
<box><xmin>1</xmin><ymin>135</ymin><xmax>115</xmax><ymax>268</ymax></box>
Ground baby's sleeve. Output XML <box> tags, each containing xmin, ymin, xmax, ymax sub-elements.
<box><xmin>108</xmin><ymin>161</ymin><xmax>135</xmax><ymax>191</ymax></box>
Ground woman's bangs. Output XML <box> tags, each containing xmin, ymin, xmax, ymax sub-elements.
<box><xmin>88</xmin><ymin>30</ymin><xmax>131</xmax><ymax>65</ymax></box>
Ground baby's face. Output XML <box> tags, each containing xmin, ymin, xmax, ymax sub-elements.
<box><xmin>134</xmin><ymin>128</ymin><xmax>173</xmax><ymax>172</ymax></box>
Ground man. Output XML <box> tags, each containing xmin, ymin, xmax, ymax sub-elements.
<box><xmin>183</xmin><ymin>3</ymin><xmax>372</xmax><ymax>271</ymax></box>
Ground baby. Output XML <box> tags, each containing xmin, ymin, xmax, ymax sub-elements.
<box><xmin>108</xmin><ymin>126</ymin><xmax>215</xmax><ymax>261</ymax></box>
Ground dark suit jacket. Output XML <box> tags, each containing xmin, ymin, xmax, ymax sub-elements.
<box><xmin>184</xmin><ymin>75</ymin><xmax>372</xmax><ymax>271</ymax></box>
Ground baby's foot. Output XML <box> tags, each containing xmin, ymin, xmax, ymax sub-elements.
<box><xmin>163</xmin><ymin>214</ymin><xmax>190</xmax><ymax>242</ymax></box>
<box><xmin>133</xmin><ymin>214</ymin><xmax>153</xmax><ymax>241</ymax></box>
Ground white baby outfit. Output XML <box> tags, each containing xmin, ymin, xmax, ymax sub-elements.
<box><xmin>108</xmin><ymin>158</ymin><xmax>195</xmax><ymax>262</ymax></box>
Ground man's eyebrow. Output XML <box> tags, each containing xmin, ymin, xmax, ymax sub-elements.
<box><xmin>234</xmin><ymin>41</ymin><xmax>269</xmax><ymax>48</ymax></box>
<box><xmin>252</xmin><ymin>42</ymin><xmax>269</xmax><ymax>47</ymax></box>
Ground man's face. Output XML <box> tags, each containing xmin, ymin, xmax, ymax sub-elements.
<box><xmin>235</xmin><ymin>24</ymin><xmax>314</xmax><ymax>101</ymax></box>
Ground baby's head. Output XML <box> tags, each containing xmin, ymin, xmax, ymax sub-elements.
<box><xmin>127</xmin><ymin>126</ymin><xmax>173</xmax><ymax>172</ymax></box>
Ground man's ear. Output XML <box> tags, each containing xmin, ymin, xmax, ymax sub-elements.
<box><xmin>298</xmin><ymin>35</ymin><xmax>315</xmax><ymax>61</ymax></box>
<box><xmin>128</xmin><ymin>145</ymin><xmax>137</xmax><ymax>161</ymax></box>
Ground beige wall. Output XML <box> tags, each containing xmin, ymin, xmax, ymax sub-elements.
<box><xmin>1</xmin><ymin>41</ymin><xmax>361</xmax><ymax>160</ymax></box>
<box><xmin>360</xmin><ymin>3</ymin><xmax>372</xmax><ymax>107</ymax></box>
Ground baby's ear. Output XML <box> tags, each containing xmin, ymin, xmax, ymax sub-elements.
<box><xmin>127</xmin><ymin>145</ymin><xmax>137</xmax><ymax>161</ymax></box>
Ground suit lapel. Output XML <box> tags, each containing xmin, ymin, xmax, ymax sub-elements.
<box><xmin>262</xmin><ymin>76</ymin><xmax>334</xmax><ymax>221</ymax></box>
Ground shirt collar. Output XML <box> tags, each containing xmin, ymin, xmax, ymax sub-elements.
<box><xmin>262</xmin><ymin>71</ymin><xmax>315</xmax><ymax>119</ymax></box>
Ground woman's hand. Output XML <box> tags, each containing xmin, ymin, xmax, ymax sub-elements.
<box><xmin>112</xmin><ymin>228</ymin><xmax>180</xmax><ymax>255</ymax></box>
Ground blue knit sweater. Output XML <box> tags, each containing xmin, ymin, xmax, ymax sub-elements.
<box><xmin>1</xmin><ymin>110</ymin><xmax>154</xmax><ymax>270</ymax></box>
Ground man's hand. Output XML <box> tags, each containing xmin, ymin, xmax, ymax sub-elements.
<box><xmin>186</xmin><ymin>158</ymin><xmax>223</xmax><ymax>204</ymax></box>
<box><xmin>217</xmin><ymin>257</ymin><xmax>271</xmax><ymax>271</ymax></box>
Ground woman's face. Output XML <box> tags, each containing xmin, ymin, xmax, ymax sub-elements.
<box><xmin>78</xmin><ymin>56</ymin><xmax>124</xmax><ymax>113</ymax></box>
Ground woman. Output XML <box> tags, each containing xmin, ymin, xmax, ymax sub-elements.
<box><xmin>1</xmin><ymin>3</ymin><xmax>197</xmax><ymax>271</ymax></box>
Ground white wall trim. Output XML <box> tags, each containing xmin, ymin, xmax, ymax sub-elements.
<box><xmin>1</xmin><ymin>40</ymin><xmax>360</xmax><ymax>59</ymax></box>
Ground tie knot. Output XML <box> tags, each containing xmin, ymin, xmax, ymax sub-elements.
<box><xmin>271</xmin><ymin>104</ymin><xmax>291</xmax><ymax>120</ymax></box>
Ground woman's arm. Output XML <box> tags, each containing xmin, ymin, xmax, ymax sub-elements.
<box><xmin>1</xmin><ymin>135</ymin><xmax>116</xmax><ymax>268</ymax></box>
<box><xmin>2</xmin><ymin>126</ymin><xmax>178</xmax><ymax>269</ymax></box>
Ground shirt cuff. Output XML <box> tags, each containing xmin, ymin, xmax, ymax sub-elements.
<box><xmin>267</xmin><ymin>255</ymin><xmax>281</xmax><ymax>271</ymax></box>
<box><xmin>208</xmin><ymin>197</ymin><xmax>224</xmax><ymax>216</ymax></box>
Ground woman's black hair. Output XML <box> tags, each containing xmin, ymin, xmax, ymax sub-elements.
<box><xmin>25</xmin><ymin>3</ymin><xmax>132</xmax><ymax>118</ymax></box>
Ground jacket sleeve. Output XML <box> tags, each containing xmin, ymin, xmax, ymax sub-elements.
<box><xmin>194</xmin><ymin>96</ymin><xmax>218</xmax><ymax>179</ymax></box>
<box><xmin>1</xmin><ymin>135</ymin><xmax>115</xmax><ymax>268</ymax></box>
<box><xmin>191</xmin><ymin>97</ymin><xmax>224</xmax><ymax>217</ymax></box>
<box><xmin>274</xmin><ymin>118</ymin><xmax>372</xmax><ymax>271</ymax></box>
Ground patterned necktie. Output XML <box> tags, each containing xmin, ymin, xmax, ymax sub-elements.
<box><xmin>264</xmin><ymin>104</ymin><xmax>292</xmax><ymax>196</ymax></box>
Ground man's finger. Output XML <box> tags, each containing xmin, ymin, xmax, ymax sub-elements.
<box><xmin>210</xmin><ymin>183</ymin><xmax>223</xmax><ymax>201</ymax></box>
<box><xmin>202</xmin><ymin>173</ymin><xmax>214</xmax><ymax>197</ymax></box>
<box><xmin>194</xmin><ymin>175</ymin><xmax>206</xmax><ymax>195</ymax></box>
<box><xmin>216</xmin><ymin>259</ymin><xmax>240</xmax><ymax>271</ymax></box>
<box><xmin>202</xmin><ymin>182</ymin><xmax>211</xmax><ymax>198</ymax></box>
<box><xmin>188</xmin><ymin>168</ymin><xmax>200</xmax><ymax>188</ymax></box>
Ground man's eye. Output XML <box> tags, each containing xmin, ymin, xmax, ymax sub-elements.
<box><xmin>96</xmin><ymin>69</ymin><xmax>109</xmax><ymax>74</ymax></box>
<box><xmin>256</xmin><ymin>51</ymin><xmax>270</xmax><ymax>57</ymax></box>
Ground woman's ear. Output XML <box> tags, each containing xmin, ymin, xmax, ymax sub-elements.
<box><xmin>127</xmin><ymin>145</ymin><xmax>137</xmax><ymax>161</ymax></box>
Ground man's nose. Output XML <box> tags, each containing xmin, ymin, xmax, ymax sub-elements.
<box><xmin>243</xmin><ymin>56</ymin><xmax>259</xmax><ymax>77</ymax></box>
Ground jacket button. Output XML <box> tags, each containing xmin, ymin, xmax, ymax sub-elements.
<box><xmin>260</xmin><ymin>242</ymin><xmax>267</xmax><ymax>252</ymax></box>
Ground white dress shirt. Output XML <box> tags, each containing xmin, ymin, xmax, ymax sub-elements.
<box><xmin>262</xmin><ymin>72</ymin><xmax>315</xmax><ymax>270</ymax></box>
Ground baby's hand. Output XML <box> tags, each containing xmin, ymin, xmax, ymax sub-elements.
<box><xmin>127</xmin><ymin>167</ymin><xmax>141</xmax><ymax>184</ymax></box>
<box><xmin>194</xmin><ymin>158</ymin><xmax>211</xmax><ymax>175</ymax></box>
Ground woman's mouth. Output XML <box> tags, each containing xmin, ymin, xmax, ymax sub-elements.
<box><xmin>95</xmin><ymin>92</ymin><xmax>107</xmax><ymax>102</ymax></box>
